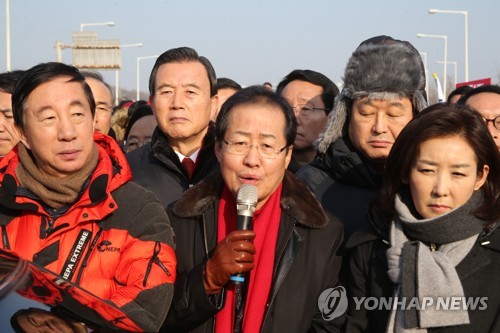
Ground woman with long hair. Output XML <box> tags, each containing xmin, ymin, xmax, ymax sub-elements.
<box><xmin>343</xmin><ymin>103</ymin><xmax>500</xmax><ymax>332</ymax></box>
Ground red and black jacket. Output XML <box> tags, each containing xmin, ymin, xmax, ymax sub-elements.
<box><xmin>0</xmin><ymin>132</ymin><xmax>176</xmax><ymax>332</ymax></box>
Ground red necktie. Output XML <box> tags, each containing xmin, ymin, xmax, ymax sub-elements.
<box><xmin>182</xmin><ymin>157</ymin><xmax>196</xmax><ymax>180</ymax></box>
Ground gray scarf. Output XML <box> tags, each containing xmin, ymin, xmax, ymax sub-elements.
<box><xmin>386</xmin><ymin>190</ymin><xmax>485</xmax><ymax>333</ymax></box>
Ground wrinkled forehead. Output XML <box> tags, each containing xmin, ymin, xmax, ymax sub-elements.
<box><xmin>226</xmin><ymin>103</ymin><xmax>287</xmax><ymax>136</ymax></box>
<box><xmin>29</xmin><ymin>76</ymin><xmax>85</xmax><ymax>97</ymax></box>
<box><xmin>351</xmin><ymin>91</ymin><xmax>410</xmax><ymax>103</ymax></box>
<box><xmin>352</xmin><ymin>94</ymin><xmax>413</xmax><ymax>109</ymax></box>
<box><xmin>466</xmin><ymin>92</ymin><xmax>500</xmax><ymax>115</ymax></box>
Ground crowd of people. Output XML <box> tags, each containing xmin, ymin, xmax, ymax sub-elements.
<box><xmin>0</xmin><ymin>34</ymin><xmax>498</xmax><ymax>333</ymax></box>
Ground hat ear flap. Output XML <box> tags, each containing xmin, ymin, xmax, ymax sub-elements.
<box><xmin>315</xmin><ymin>94</ymin><xmax>349</xmax><ymax>153</ymax></box>
<box><xmin>413</xmin><ymin>92</ymin><xmax>428</xmax><ymax>114</ymax></box>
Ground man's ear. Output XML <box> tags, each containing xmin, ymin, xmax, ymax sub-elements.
<box><xmin>210</xmin><ymin>95</ymin><xmax>219</xmax><ymax>121</ymax></box>
<box><xmin>214</xmin><ymin>141</ymin><xmax>222</xmax><ymax>162</ymax></box>
<box><xmin>284</xmin><ymin>146</ymin><xmax>293</xmax><ymax>169</ymax></box>
<box><xmin>15</xmin><ymin>125</ymin><xmax>30</xmax><ymax>150</ymax></box>
<box><xmin>149</xmin><ymin>95</ymin><xmax>157</xmax><ymax>117</ymax></box>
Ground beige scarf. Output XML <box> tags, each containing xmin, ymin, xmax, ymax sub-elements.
<box><xmin>15</xmin><ymin>143</ymin><xmax>99</xmax><ymax>209</ymax></box>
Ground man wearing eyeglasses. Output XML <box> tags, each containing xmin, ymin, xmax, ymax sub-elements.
<box><xmin>458</xmin><ymin>84</ymin><xmax>500</xmax><ymax>151</ymax></box>
<box><xmin>276</xmin><ymin>70</ymin><xmax>339</xmax><ymax>172</ymax></box>
<box><xmin>161</xmin><ymin>85</ymin><xmax>343</xmax><ymax>332</ymax></box>
<box><xmin>81</xmin><ymin>71</ymin><xmax>115</xmax><ymax>139</ymax></box>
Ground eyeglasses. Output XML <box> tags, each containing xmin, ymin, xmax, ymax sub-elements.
<box><xmin>222</xmin><ymin>139</ymin><xmax>287</xmax><ymax>159</ymax></box>
<box><xmin>292</xmin><ymin>104</ymin><xmax>329</xmax><ymax>117</ymax></box>
<box><xmin>124</xmin><ymin>137</ymin><xmax>152</xmax><ymax>153</ymax></box>
<box><xmin>481</xmin><ymin>115</ymin><xmax>500</xmax><ymax>131</ymax></box>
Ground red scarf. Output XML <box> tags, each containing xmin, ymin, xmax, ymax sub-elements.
<box><xmin>215</xmin><ymin>184</ymin><xmax>282</xmax><ymax>333</ymax></box>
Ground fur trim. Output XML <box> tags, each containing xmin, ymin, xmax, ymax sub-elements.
<box><xmin>173</xmin><ymin>172</ymin><xmax>328</xmax><ymax>229</ymax></box>
<box><xmin>343</xmin><ymin>44</ymin><xmax>425</xmax><ymax>96</ymax></box>
<box><xmin>172</xmin><ymin>172</ymin><xmax>222</xmax><ymax>218</ymax></box>
<box><xmin>280</xmin><ymin>172</ymin><xmax>329</xmax><ymax>228</ymax></box>
<box><xmin>316</xmin><ymin>93</ymin><xmax>349</xmax><ymax>153</ymax></box>
<box><xmin>316</xmin><ymin>42</ymin><xmax>427</xmax><ymax>153</ymax></box>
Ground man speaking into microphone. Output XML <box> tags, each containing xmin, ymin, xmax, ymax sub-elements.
<box><xmin>162</xmin><ymin>86</ymin><xmax>344</xmax><ymax>333</ymax></box>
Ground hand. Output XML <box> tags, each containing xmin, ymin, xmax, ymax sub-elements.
<box><xmin>203</xmin><ymin>230</ymin><xmax>256</xmax><ymax>294</ymax></box>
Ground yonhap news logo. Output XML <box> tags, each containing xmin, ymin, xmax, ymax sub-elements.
<box><xmin>318</xmin><ymin>286</ymin><xmax>348</xmax><ymax>321</ymax></box>
<box><xmin>353</xmin><ymin>296</ymin><xmax>488</xmax><ymax>311</ymax></box>
<box><xmin>317</xmin><ymin>288</ymin><xmax>489</xmax><ymax>321</ymax></box>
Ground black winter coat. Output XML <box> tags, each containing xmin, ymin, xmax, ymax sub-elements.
<box><xmin>343</xmin><ymin>223</ymin><xmax>500</xmax><ymax>333</ymax></box>
<box><xmin>162</xmin><ymin>171</ymin><xmax>345</xmax><ymax>333</ymax></box>
<box><xmin>296</xmin><ymin>138</ymin><xmax>382</xmax><ymax>243</ymax></box>
<box><xmin>126</xmin><ymin>125</ymin><xmax>219</xmax><ymax>208</ymax></box>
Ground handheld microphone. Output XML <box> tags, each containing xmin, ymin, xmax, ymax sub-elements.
<box><xmin>230</xmin><ymin>184</ymin><xmax>258</xmax><ymax>285</ymax></box>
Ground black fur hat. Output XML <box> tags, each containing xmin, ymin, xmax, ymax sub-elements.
<box><xmin>316</xmin><ymin>36</ymin><xmax>427</xmax><ymax>153</ymax></box>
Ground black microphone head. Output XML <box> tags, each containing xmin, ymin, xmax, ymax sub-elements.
<box><xmin>236</xmin><ymin>184</ymin><xmax>258</xmax><ymax>208</ymax></box>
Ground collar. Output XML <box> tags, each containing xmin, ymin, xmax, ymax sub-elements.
<box><xmin>174</xmin><ymin>148</ymin><xmax>200</xmax><ymax>163</ymax></box>
<box><xmin>313</xmin><ymin>137</ymin><xmax>382</xmax><ymax>189</ymax></box>
<box><xmin>151</xmin><ymin>123</ymin><xmax>215</xmax><ymax>164</ymax></box>
<box><xmin>173</xmin><ymin>171</ymin><xmax>329</xmax><ymax>229</ymax></box>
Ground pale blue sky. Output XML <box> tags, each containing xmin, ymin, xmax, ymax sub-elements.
<box><xmin>1</xmin><ymin>0</ymin><xmax>498</xmax><ymax>98</ymax></box>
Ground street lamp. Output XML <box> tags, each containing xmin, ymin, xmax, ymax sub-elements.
<box><xmin>115</xmin><ymin>43</ymin><xmax>143</xmax><ymax>105</ymax></box>
<box><xmin>79</xmin><ymin>21</ymin><xmax>118</xmax><ymax>102</ymax></box>
<box><xmin>419</xmin><ymin>52</ymin><xmax>429</xmax><ymax>96</ymax></box>
<box><xmin>436</xmin><ymin>60</ymin><xmax>458</xmax><ymax>89</ymax></box>
<box><xmin>80</xmin><ymin>21</ymin><xmax>115</xmax><ymax>32</ymax></box>
<box><xmin>137</xmin><ymin>55</ymin><xmax>159</xmax><ymax>100</ymax></box>
<box><xmin>5</xmin><ymin>0</ymin><xmax>11</xmax><ymax>71</ymax></box>
<box><xmin>417</xmin><ymin>33</ymin><xmax>448</xmax><ymax>97</ymax></box>
<box><xmin>428</xmin><ymin>9</ymin><xmax>468</xmax><ymax>82</ymax></box>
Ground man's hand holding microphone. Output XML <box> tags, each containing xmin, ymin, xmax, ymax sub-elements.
<box><xmin>203</xmin><ymin>184</ymin><xmax>258</xmax><ymax>295</ymax></box>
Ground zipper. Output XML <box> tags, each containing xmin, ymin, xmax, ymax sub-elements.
<box><xmin>39</xmin><ymin>216</ymin><xmax>49</xmax><ymax>239</ymax></box>
<box><xmin>39</xmin><ymin>215</ymin><xmax>70</xmax><ymax>239</ymax></box>
<box><xmin>202</xmin><ymin>214</ymin><xmax>209</xmax><ymax>258</ymax></box>
<box><xmin>75</xmin><ymin>228</ymin><xmax>103</xmax><ymax>285</ymax></box>
<box><xmin>143</xmin><ymin>241</ymin><xmax>172</xmax><ymax>286</ymax></box>
<box><xmin>1</xmin><ymin>225</ymin><xmax>11</xmax><ymax>249</ymax></box>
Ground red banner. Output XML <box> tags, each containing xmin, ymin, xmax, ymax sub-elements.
<box><xmin>456</xmin><ymin>78</ymin><xmax>491</xmax><ymax>89</ymax></box>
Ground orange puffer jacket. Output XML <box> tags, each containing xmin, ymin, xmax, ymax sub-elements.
<box><xmin>0</xmin><ymin>132</ymin><xmax>176</xmax><ymax>332</ymax></box>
